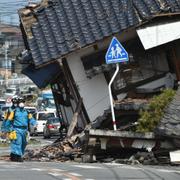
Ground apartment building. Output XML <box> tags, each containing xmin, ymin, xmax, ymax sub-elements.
<box><xmin>0</xmin><ymin>23</ymin><xmax>24</xmax><ymax>78</ymax></box>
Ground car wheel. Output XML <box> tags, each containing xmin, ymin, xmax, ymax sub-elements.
<box><xmin>44</xmin><ymin>131</ymin><xmax>50</xmax><ymax>139</ymax></box>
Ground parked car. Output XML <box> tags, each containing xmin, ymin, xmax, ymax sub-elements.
<box><xmin>32</xmin><ymin>111</ymin><xmax>57</xmax><ymax>134</ymax></box>
<box><xmin>0</xmin><ymin>99</ymin><xmax>6</xmax><ymax>119</ymax></box>
<box><xmin>43</xmin><ymin>117</ymin><xmax>63</xmax><ymax>138</ymax></box>
<box><xmin>0</xmin><ymin>104</ymin><xmax>11</xmax><ymax>121</ymax></box>
<box><xmin>4</xmin><ymin>87</ymin><xmax>19</xmax><ymax>99</ymax></box>
<box><xmin>0</xmin><ymin>99</ymin><xmax>6</xmax><ymax>108</ymax></box>
<box><xmin>24</xmin><ymin>106</ymin><xmax>37</xmax><ymax>116</ymax></box>
<box><xmin>0</xmin><ymin>105</ymin><xmax>11</xmax><ymax>114</ymax></box>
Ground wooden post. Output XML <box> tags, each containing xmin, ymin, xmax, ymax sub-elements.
<box><xmin>172</xmin><ymin>49</ymin><xmax>180</xmax><ymax>81</ymax></box>
<box><xmin>67</xmin><ymin>98</ymin><xmax>82</xmax><ymax>138</ymax></box>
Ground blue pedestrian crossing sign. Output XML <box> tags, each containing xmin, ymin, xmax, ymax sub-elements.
<box><xmin>105</xmin><ymin>37</ymin><xmax>128</xmax><ymax>64</ymax></box>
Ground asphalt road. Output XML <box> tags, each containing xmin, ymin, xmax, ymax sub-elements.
<box><xmin>1</xmin><ymin>135</ymin><xmax>180</xmax><ymax>179</ymax></box>
<box><xmin>0</xmin><ymin>134</ymin><xmax>55</xmax><ymax>155</ymax></box>
<box><xmin>0</xmin><ymin>160</ymin><xmax>180</xmax><ymax>180</ymax></box>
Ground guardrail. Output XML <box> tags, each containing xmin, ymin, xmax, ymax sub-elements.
<box><xmin>0</xmin><ymin>78</ymin><xmax>33</xmax><ymax>86</ymax></box>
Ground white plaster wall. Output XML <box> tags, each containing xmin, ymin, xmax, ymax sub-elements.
<box><xmin>137</xmin><ymin>20</ymin><xmax>180</xmax><ymax>50</ymax></box>
<box><xmin>67</xmin><ymin>48</ymin><xmax>110</xmax><ymax>121</ymax></box>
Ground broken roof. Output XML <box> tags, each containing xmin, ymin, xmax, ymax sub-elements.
<box><xmin>19</xmin><ymin>0</ymin><xmax>180</xmax><ymax>67</ymax></box>
<box><xmin>155</xmin><ymin>86</ymin><xmax>180</xmax><ymax>139</ymax></box>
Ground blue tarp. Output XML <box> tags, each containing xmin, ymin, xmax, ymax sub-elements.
<box><xmin>22</xmin><ymin>62</ymin><xmax>61</xmax><ymax>88</ymax></box>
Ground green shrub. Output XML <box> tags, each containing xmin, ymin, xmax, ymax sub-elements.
<box><xmin>136</xmin><ymin>89</ymin><xmax>176</xmax><ymax>133</ymax></box>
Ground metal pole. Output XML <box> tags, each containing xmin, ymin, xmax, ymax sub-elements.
<box><xmin>5</xmin><ymin>45</ymin><xmax>8</xmax><ymax>80</ymax></box>
<box><xmin>108</xmin><ymin>63</ymin><xmax>119</xmax><ymax>131</ymax></box>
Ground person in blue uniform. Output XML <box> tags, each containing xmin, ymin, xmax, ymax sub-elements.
<box><xmin>1</xmin><ymin>97</ymin><xmax>18</xmax><ymax>133</ymax></box>
<box><xmin>5</xmin><ymin>97</ymin><xmax>37</xmax><ymax>162</ymax></box>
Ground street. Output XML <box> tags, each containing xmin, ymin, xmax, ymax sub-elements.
<box><xmin>1</xmin><ymin>135</ymin><xmax>180</xmax><ymax>180</ymax></box>
<box><xmin>0</xmin><ymin>129</ymin><xmax>180</xmax><ymax>180</ymax></box>
<box><xmin>0</xmin><ymin>160</ymin><xmax>180</xmax><ymax>180</ymax></box>
<box><xmin>1</xmin><ymin>1</ymin><xmax>180</xmax><ymax>179</ymax></box>
<box><xmin>0</xmin><ymin>134</ymin><xmax>55</xmax><ymax>156</ymax></box>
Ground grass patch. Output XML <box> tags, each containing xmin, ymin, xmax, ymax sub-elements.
<box><xmin>136</xmin><ymin>89</ymin><xmax>176</xmax><ymax>133</ymax></box>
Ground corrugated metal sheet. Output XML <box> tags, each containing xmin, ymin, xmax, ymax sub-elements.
<box><xmin>19</xmin><ymin>0</ymin><xmax>180</xmax><ymax>67</ymax></box>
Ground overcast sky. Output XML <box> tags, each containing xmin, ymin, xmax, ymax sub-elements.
<box><xmin>0</xmin><ymin>0</ymin><xmax>40</xmax><ymax>25</ymax></box>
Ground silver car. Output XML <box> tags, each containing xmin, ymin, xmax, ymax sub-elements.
<box><xmin>43</xmin><ymin>117</ymin><xmax>62</xmax><ymax>138</ymax></box>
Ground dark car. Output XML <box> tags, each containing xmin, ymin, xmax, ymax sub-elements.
<box><xmin>43</xmin><ymin>117</ymin><xmax>63</xmax><ymax>138</ymax></box>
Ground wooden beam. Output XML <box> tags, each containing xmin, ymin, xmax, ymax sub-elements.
<box><xmin>67</xmin><ymin>98</ymin><xmax>82</xmax><ymax>138</ymax></box>
<box><xmin>114</xmin><ymin>73</ymin><xmax>166</xmax><ymax>95</ymax></box>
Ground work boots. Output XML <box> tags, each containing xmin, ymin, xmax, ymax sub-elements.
<box><xmin>10</xmin><ymin>153</ymin><xmax>23</xmax><ymax>162</ymax></box>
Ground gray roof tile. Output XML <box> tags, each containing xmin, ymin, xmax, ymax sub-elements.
<box><xmin>19</xmin><ymin>0</ymin><xmax>180</xmax><ymax>67</ymax></box>
<box><xmin>156</xmin><ymin>87</ymin><xmax>180</xmax><ymax>137</ymax></box>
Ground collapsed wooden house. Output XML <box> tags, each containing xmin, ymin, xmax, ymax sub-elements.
<box><xmin>18</xmin><ymin>0</ymin><xmax>180</xmax><ymax>157</ymax></box>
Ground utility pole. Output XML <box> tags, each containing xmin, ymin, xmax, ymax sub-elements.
<box><xmin>4</xmin><ymin>41</ymin><xmax>9</xmax><ymax>81</ymax></box>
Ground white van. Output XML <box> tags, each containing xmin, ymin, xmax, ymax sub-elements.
<box><xmin>34</xmin><ymin>111</ymin><xmax>56</xmax><ymax>133</ymax></box>
<box><xmin>4</xmin><ymin>87</ymin><xmax>19</xmax><ymax>99</ymax></box>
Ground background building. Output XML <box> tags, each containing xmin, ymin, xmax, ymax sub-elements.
<box><xmin>0</xmin><ymin>23</ymin><xmax>24</xmax><ymax>79</ymax></box>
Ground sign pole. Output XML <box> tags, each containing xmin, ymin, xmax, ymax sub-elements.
<box><xmin>105</xmin><ymin>36</ymin><xmax>129</xmax><ymax>131</ymax></box>
<box><xmin>108</xmin><ymin>63</ymin><xmax>119</xmax><ymax>131</ymax></box>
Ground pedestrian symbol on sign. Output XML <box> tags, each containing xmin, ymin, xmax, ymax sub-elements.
<box><xmin>105</xmin><ymin>37</ymin><xmax>128</xmax><ymax>64</ymax></box>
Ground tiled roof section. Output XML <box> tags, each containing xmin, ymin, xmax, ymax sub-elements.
<box><xmin>19</xmin><ymin>0</ymin><xmax>180</xmax><ymax>67</ymax></box>
<box><xmin>155</xmin><ymin>87</ymin><xmax>180</xmax><ymax>138</ymax></box>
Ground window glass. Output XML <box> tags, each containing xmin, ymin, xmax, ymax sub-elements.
<box><xmin>38</xmin><ymin>113</ymin><xmax>55</xmax><ymax>120</ymax></box>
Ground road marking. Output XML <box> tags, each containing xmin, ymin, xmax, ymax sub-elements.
<box><xmin>48</xmin><ymin>172</ymin><xmax>62</xmax><ymax>177</ymax></box>
<box><xmin>69</xmin><ymin>172</ymin><xmax>82</xmax><ymax>177</ymax></box>
<box><xmin>104</xmin><ymin>163</ymin><xmax>142</xmax><ymax>170</ymax></box>
<box><xmin>2</xmin><ymin>165</ymin><xmax>20</xmax><ymax>168</ymax></box>
<box><xmin>31</xmin><ymin>168</ymin><xmax>45</xmax><ymax>171</ymax></box>
<box><xmin>157</xmin><ymin>169</ymin><xmax>180</xmax><ymax>173</ymax></box>
<box><xmin>72</xmin><ymin>165</ymin><xmax>103</xmax><ymax>169</ymax></box>
<box><xmin>0</xmin><ymin>161</ymin><xmax>7</xmax><ymax>163</ymax></box>
<box><xmin>104</xmin><ymin>163</ymin><xmax>124</xmax><ymax>166</ymax></box>
<box><xmin>50</xmin><ymin>168</ymin><xmax>64</xmax><ymax>172</ymax></box>
<box><xmin>48</xmin><ymin>168</ymin><xmax>82</xmax><ymax>180</ymax></box>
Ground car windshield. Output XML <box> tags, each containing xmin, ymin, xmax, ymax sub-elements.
<box><xmin>25</xmin><ymin>108</ymin><xmax>36</xmax><ymax>114</ymax></box>
<box><xmin>48</xmin><ymin>118</ymin><xmax>60</xmax><ymax>124</ymax></box>
<box><xmin>0</xmin><ymin>101</ymin><xmax>6</xmax><ymax>108</ymax></box>
<box><xmin>6</xmin><ymin>89</ymin><xmax>16</xmax><ymax>93</ymax></box>
<box><xmin>38</xmin><ymin>113</ymin><xmax>55</xmax><ymax>120</ymax></box>
<box><xmin>0</xmin><ymin>100</ymin><xmax>6</xmax><ymax>105</ymax></box>
<box><xmin>1</xmin><ymin>106</ymin><xmax>10</xmax><ymax>111</ymax></box>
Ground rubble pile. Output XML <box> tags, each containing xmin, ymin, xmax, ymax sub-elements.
<box><xmin>114</xmin><ymin>98</ymin><xmax>149</xmax><ymax>111</ymax></box>
<box><xmin>24</xmin><ymin>139</ymin><xmax>82</xmax><ymax>162</ymax></box>
<box><xmin>0</xmin><ymin>155</ymin><xmax>11</xmax><ymax>161</ymax></box>
<box><xmin>91</xmin><ymin>97</ymin><xmax>149</xmax><ymax>130</ymax></box>
<box><xmin>114</xmin><ymin>151</ymin><xmax>168</xmax><ymax>165</ymax></box>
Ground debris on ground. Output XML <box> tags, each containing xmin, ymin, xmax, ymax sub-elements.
<box><xmin>0</xmin><ymin>155</ymin><xmax>11</xmax><ymax>161</ymax></box>
<box><xmin>24</xmin><ymin>139</ymin><xmax>83</xmax><ymax>162</ymax></box>
<box><xmin>2</xmin><ymin>89</ymin><xmax>180</xmax><ymax>165</ymax></box>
